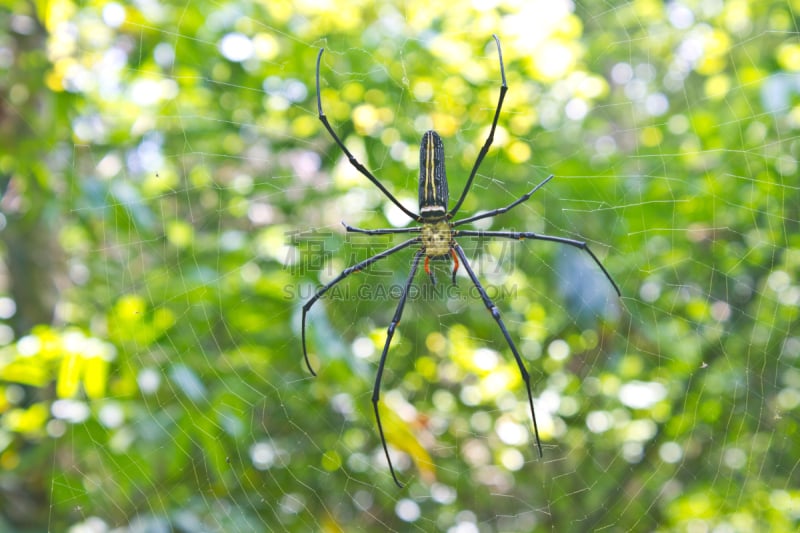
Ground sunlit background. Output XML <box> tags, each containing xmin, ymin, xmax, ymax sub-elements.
<box><xmin>1</xmin><ymin>0</ymin><xmax>799</xmax><ymax>531</ymax></box>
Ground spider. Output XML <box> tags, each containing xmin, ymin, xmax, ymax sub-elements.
<box><xmin>303</xmin><ymin>35</ymin><xmax>621</xmax><ymax>487</ymax></box>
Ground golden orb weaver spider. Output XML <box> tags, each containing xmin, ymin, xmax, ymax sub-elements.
<box><xmin>303</xmin><ymin>35</ymin><xmax>621</xmax><ymax>487</ymax></box>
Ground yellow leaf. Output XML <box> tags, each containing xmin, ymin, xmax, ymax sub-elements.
<box><xmin>4</xmin><ymin>403</ymin><xmax>48</xmax><ymax>434</ymax></box>
<box><xmin>83</xmin><ymin>357</ymin><xmax>109</xmax><ymax>399</ymax></box>
<box><xmin>0</xmin><ymin>360</ymin><xmax>49</xmax><ymax>387</ymax></box>
<box><xmin>57</xmin><ymin>353</ymin><xmax>82</xmax><ymax>398</ymax></box>
<box><xmin>379</xmin><ymin>405</ymin><xmax>437</xmax><ymax>484</ymax></box>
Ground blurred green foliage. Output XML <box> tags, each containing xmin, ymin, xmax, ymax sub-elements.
<box><xmin>0</xmin><ymin>0</ymin><xmax>799</xmax><ymax>531</ymax></box>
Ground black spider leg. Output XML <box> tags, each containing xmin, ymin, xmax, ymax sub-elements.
<box><xmin>453</xmin><ymin>175</ymin><xmax>554</xmax><ymax>228</ymax></box>
<box><xmin>455</xmin><ymin>230</ymin><xmax>621</xmax><ymax>297</ymax></box>
<box><xmin>301</xmin><ymin>237</ymin><xmax>421</xmax><ymax>375</ymax></box>
<box><xmin>452</xmin><ymin>243</ymin><xmax>543</xmax><ymax>459</ymax></box>
<box><xmin>342</xmin><ymin>222</ymin><xmax>422</xmax><ymax>235</ymax></box>
<box><xmin>448</xmin><ymin>34</ymin><xmax>507</xmax><ymax>219</ymax></box>
<box><xmin>316</xmin><ymin>49</ymin><xmax>419</xmax><ymax>222</ymax></box>
<box><xmin>450</xmin><ymin>249</ymin><xmax>459</xmax><ymax>285</ymax></box>
<box><xmin>425</xmin><ymin>256</ymin><xmax>439</xmax><ymax>288</ymax></box>
<box><xmin>373</xmin><ymin>248</ymin><xmax>424</xmax><ymax>488</ymax></box>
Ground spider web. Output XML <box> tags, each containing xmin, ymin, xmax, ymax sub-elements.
<box><xmin>2</xmin><ymin>0</ymin><xmax>798</xmax><ymax>531</ymax></box>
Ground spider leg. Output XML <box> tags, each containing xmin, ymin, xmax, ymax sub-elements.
<box><xmin>449</xmin><ymin>35</ymin><xmax>507</xmax><ymax>219</ymax></box>
<box><xmin>453</xmin><ymin>175</ymin><xmax>554</xmax><ymax>228</ymax></box>
<box><xmin>452</xmin><ymin>243</ymin><xmax>543</xmax><ymax>459</ymax></box>
<box><xmin>373</xmin><ymin>249</ymin><xmax>424</xmax><ymax>488</ymax></box>
<box><xmin>455</xmin><ymin>230</ymin><xmax>621</xmax><ymax>296</ymax></box>
<box><xmin>449</xmin><ymin>248</ymin><xmax>459</xmax><ymax>285</ymax></box>
<box><xmin>316</xmin><ymin>49</ymin><xmax>419</xmax><ymax>222</ymax></box>
<box><xmin>342</xmin><ymin>221</ymin><xmax>422</xmax><ymax>235</ymax></box>
<box><xmin>424</xmin><ymin>256</ymin><xmax>436</xmax><ymax>286</ymax></box>
<box><xmin>301</xmin><ymin>237</ymin><xmax>421</xmax><ymax>375</ymax></box>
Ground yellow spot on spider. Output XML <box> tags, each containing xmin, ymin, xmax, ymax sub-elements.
<box><xmin>421</xmin><ymin>221</ymin><xmax>452</xmax><ymax>257</ymax></box>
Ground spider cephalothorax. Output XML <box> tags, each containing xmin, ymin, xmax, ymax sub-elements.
<box><xmin>303</xmin><ymin>35</ymin><xmax>621</xmax><ymax>487</ymax></box>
